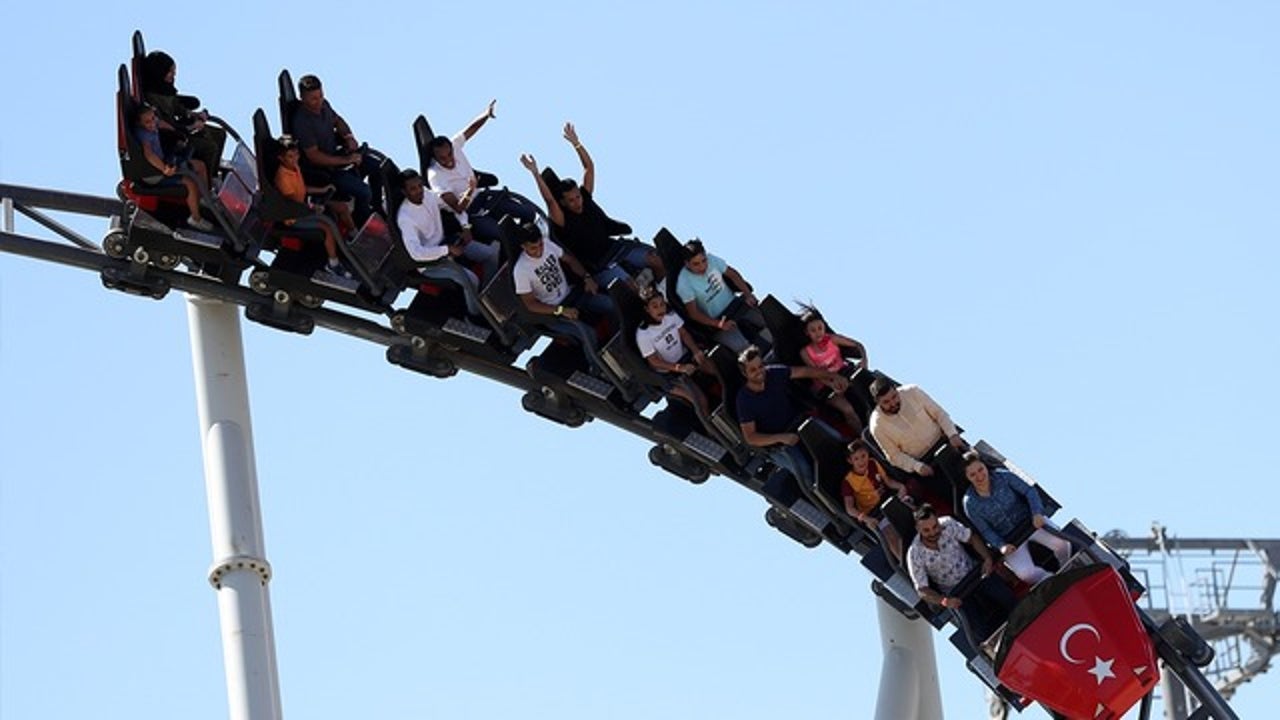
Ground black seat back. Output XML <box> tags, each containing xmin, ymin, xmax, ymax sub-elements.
<box><xmin>117</xmin><ymin>64</ymin><xmax>184</xmax><ymax>197</ymax></box>
<box><xmin>801</xmin><ymin>417</ymin><xmax>852</xmax><ymax>516</ymax></box>
<box><xmin>759</xmin><ymin>295</ymin><xmax>808</xmax><ymax>366</ymax></box>
<box><xmin>652</xmin><ymin>227</ymin><xmax>687</xmax><ymax>308</ymax></box>
<box><xmin>129</xmin><ymin>30</ymin><xmax>146</xmax><ymax>100</ymax></box>
<box><xmin>413</xmin><ymin>114</ymin><xmax>437</xmax><ymax>178</ymax></box>
<box><xmin>798</xmin><ymin>417</ymin><xmax>860</xmax><ymax>535</ymax></box>
<box><xmin>277</xmin><ymin>70</ymin><xmax>298</xmax><ymax>136</ymax></box>
<box><xmin>602</xmin><ymin>280</ymin><xmax>672</xmax><ymax>392</ymax></box>
<box><xmin>251</xmin><ymin>109</ymin><xmax>309</xmax><ymax>226</ymax></box>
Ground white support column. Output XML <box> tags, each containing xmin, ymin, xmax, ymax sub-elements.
<box><xmin>3</xmin><ymin>196</ymin><xmax>14</xmax><ymax>233</ymax></box>
<box><xmin>187</xmin><ymin>294</ymin><xmax>282</xmax><ymax>720</ymax></box>
<box><xmin>1161</xmin><ymin>663</ymin><xmax>1190</xmax><ymax>720</ymax></box>
<box><xmin>874</xmin><ymin>598</ymin><xmax>945</xmax><ymax>720</ymax></box>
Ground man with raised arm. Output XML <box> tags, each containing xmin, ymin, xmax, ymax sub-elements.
<box><xmin>426</xmin><ymin>100</ymin><xmax>532</xmax><ymax>245</ymax></box>
<box><xmin>735</xmin><ymin>345</ymin><xmax>848</xmax><ymax>487</ymax></box>
<box><xmin>291</xmin><ymin>74</ymin><xmax>380</xmax><ymax>227</ymax></box>
<box><xmin>907</xmin><ymin>503</ymin><xmax>1016</xmax><ymax>645</ymax></box>
<box><xmin>519</xmin><ymin>124</ymin><xmax>664</xmax><ymax>288</ymax></box>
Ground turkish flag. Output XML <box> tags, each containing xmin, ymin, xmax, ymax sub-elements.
<box><xmin>995</xmin><ymin>565</ymin><xmax>1159</xmax><ymax>719</ymax></box>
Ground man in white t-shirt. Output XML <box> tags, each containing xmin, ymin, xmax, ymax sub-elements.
<box><xmin>512</xmin><ymin>218</ymin><xmax>615</xmax><ymax>354</ymax></box>
<box><xmin>395</xmin><ymin>169</ymin><xmax>500</xmax><ymax>320</ymax></box>
<box><xmin>425</xmin><ymin>99</ymin><xmax>535</xmax><ymax>244</ymax></box>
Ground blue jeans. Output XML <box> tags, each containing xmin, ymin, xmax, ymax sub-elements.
<box><xmin>417</xmin><ymin>258</ymin><xmax>482</xmax><ymax>318</ymax></box>
<box><xmin>543</xmin><ymin>287</ymin><xmax>616</xmax><ymax>355</ymax></box>
<box><xmin>328</xmin><ymin>152</ymin><xmax>381</xmax><ymax>226</ymax></box>
<box><xmin>458</xmin><ymin>238</ymin><xmax>500</xmax><ymax>288</ymax></box>
<box><xmin>470</xmin><ymin>190</ymin><xmax>537</xmax><ymax>247</ymax></box>
<box><xmin>768</xmin><ymin>444</ymin><xmax>815</xmax><ymax>488</ymax></box>
<box><xmin>593</xmin><ymin>241</ymin><xmax>657</xmax><ymax>287</ymax></box>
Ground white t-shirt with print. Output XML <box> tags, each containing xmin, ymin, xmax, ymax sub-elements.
<box><xmin>513</xmin><ymin>239</ymin><xmax>571</xmax><ymax>306</ymax></box>
<box><xmin>636</xmin><ymin>313</ymin><xmax>686</xmax><ymax>364</ymax></box>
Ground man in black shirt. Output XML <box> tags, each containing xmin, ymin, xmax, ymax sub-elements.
<box><xmin>291</xmin><ymin>74</ymin><xmax>381</xmax><ymax>226</ymax></box>
<box><xmin>520</xmin><ymin>123</ymin><xmax>665</xmax><ymax>288</ymax></box>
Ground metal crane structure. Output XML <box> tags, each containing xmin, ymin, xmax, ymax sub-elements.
<box><xmin>1104</xmin><ymin>525</ymin><xmax>1280</xmax><ymax>719</ymax></box>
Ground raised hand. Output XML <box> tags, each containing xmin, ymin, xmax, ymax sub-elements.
<box><xmin>486</xmin><ymin>99</ymin><xmax>498</xmax><ymax>119</ymax></box>
<box><xmin>519</xmin><ymin>153</ymin><xmax>539</xmax><ymax>173</ymax></box>
<box><xmin>563</xmin><ymin>122</ymin><xmax>580</xmax><ymax>146</ymax></box>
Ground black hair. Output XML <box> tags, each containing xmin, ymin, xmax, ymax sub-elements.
<box><xmin>399</xmin><ymin>168</ymin><xmax>422</xmax><ymax>186</ymax></box>
<box><xmin>682</xmin><ymin>239</ymin><xmax>706</xmax><ymax>262</ymax></box>
<box><xmin>847</xmin><ymin>439</ymin><xmax>869</xmax><ymax>456</ymax></box>
<box><xmin>514</xmin><ymin>218</ymin><xmax>543</xmax><ymax>246</ymax></box>
<box><xmin>961</xmin><ymin>450</ymin><xmax>983</xmax><ymax>467</ymax></box>
<box><xmin>636</xmin><ymin>287</ymin><xmax>667</xmax><ymax>329</ymax></box>
<box><xmin>869</xmin><ymin>376</ymin><xmax>895</xmax><ymax>400</ymax></box>
<box><xmin>736</xmin><ymin>344</ymin><xmax>762</xmax><ymax>369</ymax></box>
<box><xmin>428</xmin><ymin>136</ymin><xmax>453</xmax><ymax>160</ymax></box>
<box><xmin>133</xmin><ymin>103</ymin><xmax>156</xmax><ymax>124</ymax></box>
<box><xmin>298</xmin><ymin>74</ymin><xmax>322</xmax><ymax>93</ymax></box>
<box><xmin>556</xmin><ymin>178</ymin><xmax>579</xmax><ymax>197</ymax></box>
<box><xmin>913</xmin><ymin>503</ymin><xmax>937</xmax><ymax>522</ymax></box>
<box><xmin>797</xmin><ymin>302</ymin><xmax>824</xmax><ymax>327</ymax></box>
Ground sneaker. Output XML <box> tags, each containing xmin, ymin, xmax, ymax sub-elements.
<box><xmin>326</xmin><ymin>263</ymin><xmax>354</xmax><ymax>280</ymax></box>
<box><xmin>187</xmin><ymin>216</ymin><xmax>214</xmax><ymax>232</ymax></box>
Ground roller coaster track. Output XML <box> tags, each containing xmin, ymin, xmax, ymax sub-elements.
<box><xmin>0</xmin><ymin>181</ymin><xmax>1254</xmax><ymax>719</ymax></box>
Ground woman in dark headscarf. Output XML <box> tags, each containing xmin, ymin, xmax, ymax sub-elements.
<box><xmin>140</xmin><ymin>51</ymin><xmax>227</xmax><ymax>179</ymax></box>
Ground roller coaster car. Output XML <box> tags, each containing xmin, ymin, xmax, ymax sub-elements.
<box><xmin>130</xmin><ymin>31</ymin><xmax>244</xmax><ymax>148</ymax></box>
<box><xmin>652</xmin><ymin>227</ymin><xmax>753</xmax><ymax>348</ymax></box>
<box><xmin>379</xmin><ymin>159</ymin><xmax>525</xmax><ymax>359</ymax></box>
<box><xmin>758</xmin><ymin>295</ymin><xmax>876</xmax><ymax>422</ymax></box>
<box><xmin>599</xmin><ymin>277</ymin><xmax>733</xmax><ymax>480</ymax></box>
<box><xmin>246</xmin><ymin>109</ymin><xmax>398</xmax><ymax>320</ymax></box>
<box><xmin>111</xmin><ymin>64</ymin><xmax>250</xmax><ymax>287</ymax></box>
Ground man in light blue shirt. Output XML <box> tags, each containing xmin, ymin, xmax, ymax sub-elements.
<box><xmin>674</xmin><ymin>239</ymin><xmax>771</xmax><ymax>352</ymax></box>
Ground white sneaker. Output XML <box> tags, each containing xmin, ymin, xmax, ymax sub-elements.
<box><xmin>187</xmin><ymin>216</ymin><xmax>214</xmax><ymax>232</ymax></box>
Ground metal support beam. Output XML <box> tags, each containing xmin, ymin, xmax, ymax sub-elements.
<box><xmin>187</xmin><ymin>294</ymin><xmax>282</xmax><ymax>720</ymax></box>
<box><xmin>1162</xmin><ymin>664</ymin><xmax>1190</xmax><ymax>720</ymax></box>
<box><xmin>874</xmin><ymin>596</ymin><xmax>944</xmax><ymax>720</ymax></box>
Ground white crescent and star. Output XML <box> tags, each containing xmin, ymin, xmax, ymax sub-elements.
<box><xmin>1059</xmin><ymin>622</ymin><xmax>1116</xmax><ymax>686</ymax></box>
<box><xmin>1059</xmin><ymin>623</ymin><xmax>1100</xmax><ymax>664</ymax></box>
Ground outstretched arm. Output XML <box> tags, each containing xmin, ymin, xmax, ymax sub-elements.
<box><xmin>790</xmin><ymin>366</ymin><xmax>849</xmax><ymax>392</ymax></box>
<box><xmin>519</xmin><ymin>153</ymin><xmax>565</xmax><ymax>227</ymax></box>
<box><xmin>462</xmin><ymin>100</ymin><xmax>497</xmax><ymax>141</ymax></box>
<box><xmin>833</xmin><ymin>333</ymin><xmax>869</xmax><ymax>369</ymax></box>
<box><xmin>563</xmin><ymin>122</ymin><xmax>594</xmax><ymax>194</ymax></box>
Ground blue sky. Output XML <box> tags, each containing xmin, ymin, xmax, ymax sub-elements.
<box><xmin>1</xmin><ymin>3</ymin><xmax>1277</xmax><ymax>718</ymax></box>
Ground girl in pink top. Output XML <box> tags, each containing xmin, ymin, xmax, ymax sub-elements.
<box><xmin>798</xmin><ymin>305</ymin><xmax>869</xmax><ymax>435</ymax></box>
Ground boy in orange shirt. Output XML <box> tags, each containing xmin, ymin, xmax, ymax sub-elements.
<box><xmin>274</xmin><ymin>135</ymin><xmax>354</xmax><ymax>278</ymax></box>
<box><xmin>843</xmin><ymin>439</ymin><xmax>907</xmax><ymax>561</ymax></box>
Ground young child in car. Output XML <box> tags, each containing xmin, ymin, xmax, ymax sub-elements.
<box><xmin>797</xmin><ymin>304</ymin><xmax>869</xmax><ymax>434</ymax></box>
<box><xmin>273</xmin><ymin>135</ymin><xmax>353</xmax><ymax>278</ymax></box>
<box><xmin>844</xmin><ymin>439</ymin><xmax>906</xmax><ymax>561</ymax></box>
<box><xmin>133</xmin><ymin>104</ymin><xmax>213</xmax><ymax>231</ymax></box>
